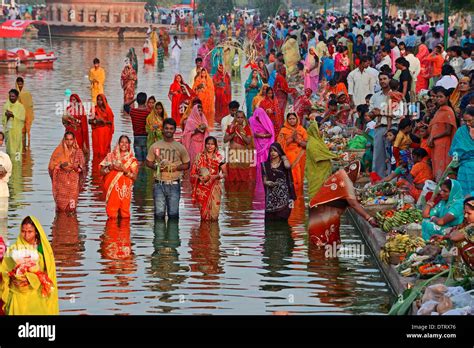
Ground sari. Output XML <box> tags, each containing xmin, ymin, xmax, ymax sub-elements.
<box><xmin>305</xmin><ymin>121</ymin><xmax>337</xmax><ymax>198</ymax></box>
<box><xmin>146</xmin><ymin>101</ymin><xmax>166</xmax><ymax>149</ymax></box>
<box><xmin>169</xmin><ymin>75</ymin><xmax>194</xmax><ymax>127</ymax></box>
<box><xmin>143</xmin><ymin>38</ymin><xmax>155</xmax><ymax>64</ymax></box>
<box><xmin>308</xmin><ymin>162</ymin><xmax>360</xmax><ymax>246</ymax></box>
<box><xmin>91</xmin><ymin>94</ymin><xmax>114</xmax><ymax>159</ymax></box>
<box><xmin>416</xmin><ymin>44</ymin><xmax>430</xmax><ymax>92</ymax></box>
<box><xmin>249</xmin><ymin>108</ymin><xmax>275</xmax><ymax>168</ymax></box>
<box><xmin>449</xmin><ymin>77</ymin><xmax>470</xmax><ymax>115</ymax></box>
<box><xmin>262</xmin><ymin>143</ymin><xmax>297</xmax><ymax>220</ymax></box>
<box><xmin>293</xmin><ymin>88</ymin><xmax>313</xmax><ymax>121</ymax></box>
<box><xmin>63</xmin><ymin>94</ymin><xmax>89</xmax><ymax>156</ymax></box>
<box><xmin>16</xmin><ymin>82</ymin><xmax>34</xmax><ymax>140</ymax></box>
<box><xmin>244</xmin><ymin>71</ymin><xmax>263</xmax><ymax>119</ymax></box>
<box><xmin>429</xmin><ymin>105</ymin><xmax>457</xmax><ymax>181</ymax></box>
<box><xmin>2</xmin><ymin>99</ymin><xmax>25</xmax><ymax>161</ymax></box>
<box><xmin>157</xmin><ymin>41</ymin><xmax>165</xmax><ymax>71</ymax></box>
<box><xmin>88</xmin><ymin>67</ymin><xmax>106</xmax><ymax>104</ymax></box>
<box><xmin>211</xmin><ymin>47</ymin><xmax>223</xmax><ymax>76</ymax></box>
<box><xmin>212</xmin><ymin>64</ymin><xmax>231</xmax><ymax>122</ymax></box>
<box><xmin>190</xmin><ymin>150</ymin><xmax>224</xmax><ymax>221</ymax></box>
<box><xmin>226</xmin><ymin>118</ymin><xmax>256</xmax><ymax>182</ymax></box>
<box><xmin>193</xmin><ymin>70</ymin><xmax>215</xmax><ymax>126</ymax></box>
<box><xmin>304</xmin><ymin>49</ymin><xmax>320</xmax><ymax>93</ymax></box>
<box><xmin>274</xmin><ymin>68</ymin><xmax>296</xmax><ymax>125</ymax></box>
<box><xmin>198</xmin><ymin>43</ymin><xmax>211</xmax><ymax>72</ymax></box>
<box><xmin>259</xmin><ymin>95</ymin><xmax>280</xmax><ymax>135</ymax></box>
<box><xmin>100</xmin><ymin>143</ymin><xmax>138</xmax><ymax>219</ymax></box>
<box><xmin>450</xmin><ymin>125</ymin><xmax>474</xmax><ymax>196</ymax></box>
<box><xmin>48</xmin><ymin>137</ymin><xmax>85</xmax><ymax>213</ymax></box>
<box><xmin>252</xmin><ymin>84</ymin><xmax>268</xmax><ymax>113</ymax></box>
<box><xmin>182</xmin><ymin>105</ymin><xmax>209</xmax><ymax>164</ymax></box>
<box><xmin>126</xmin><ymin>48</ymin><xmax>138</xmax><ymax>77</ymax></box>
<box><xmin>120</xmin><ymin>64</ymin><xmax>137</xmax><ymax>105</ymax></box>
<box><xmin>278</xmin><ymin>116</ymin><xmax>308</xmax><ymax>196</ymax></box>
<box><xmin>421</xmin><ymin>179</ymin><xmax>464</xmax><ymax>240</ymax></box>
<box><xmin>0</xmin><ymin>216</ymin><xmax>59</xmax><ymax>315</ymax></box>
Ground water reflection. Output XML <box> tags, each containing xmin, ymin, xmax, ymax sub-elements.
<box><xmin>189</xmin><ymin>221</ymin><xmax>223</xmax><ymax>277</ymax></box>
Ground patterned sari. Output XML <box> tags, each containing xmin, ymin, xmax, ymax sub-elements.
<box><xmin>182</xmin><ymin>105</ymin><xmax>209</xmax><ymax>165</ymax></box>
<box><xmin>146</xmin><ymin>101</ymin><xmax>166</xmax><ymax>150</ymax></box>
<box><xmin>48</xmin><ymin>137</ymin><xmax>85</xmax><ymax>213</ymax></box>
<box><xmin>169</xmin><ymin>74</ymin><xmax>194</xmax><ymax>126</ymax></box>
<box><xmin>212</xmin><ymin>65</ymin><xmax>232</xmax><ymax>122</ymax></box>
<box><xmin>190</xmin><ymin>150</ymin><xmax>224</xmax><ymax>221</ymax></box>
<box><xmin>120</xmin><ymin>64</ymin><xmax>137</xmax><ymax>105</ymax></box>
<box><xmin>226</xmin><ymin>118</ymin><xmax>256</xmax><ymax>182</ymax></box>
<box><xmin>100</xmin><ymin>143</ymin><xmax>139</xmax><ymax>219</ymax></box>
<box><xmin>193</xmin><ymin>69</ymin><xmax>215</xmax><ymax>126</ymax></box>
<box><xmin>63</xmin><ymin>94</ymin><xmax>89</xmax><ymax>156</ymax></box>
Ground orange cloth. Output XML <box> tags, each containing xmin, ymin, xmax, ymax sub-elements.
<box><xmin>429</xmin><ymin>105</ymin><xmax>457</xmax><ymax>181</ymax></box>
<box><xmin>48</xmin><ymin>138</ymin><xmax>85</xmax><ymax>212</ymax></box>
<box><xmin>100</xmin><ymin>143</ymin><xmax>138</xmax><ymax>219</ymax></box>
<box><xmin>411</xmin><ymin>157</ymin><xmax>433</xmax><ymax>185</ymax></box>
<box><xmin>277</xmin><ymin>116</ymin><xmax>308</xmax><ymax>196</ymax></box>
<box><xmin>91</xmin><ymin>94</ymin><xmax>114</xmax><ymax>159</ymax></box>
<box><xmin>426</xmin><ymin>53</ymin><xmax>444</xmax><ymax>77</ymax></box>
<box><xmin>420</xmin><ymin>137</ymin><xmax>432</xmax><ymax>159</ymax></box>
<box><xmin>193</xmin><ymin>69</ymin><xmax>215</xmax><ymax>126</ymax></box>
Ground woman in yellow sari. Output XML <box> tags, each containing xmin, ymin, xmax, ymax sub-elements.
<box><xmin>278</xmin><ymin>113</ymin><xmax>307</xmax><ymax>196</ymax></box>
<box><xmin>252</xmin><ymin>84</ymin><xmax>269</xmax><ymax>113</ymax></box>
<box><xmin>16</xmin><ymin>77</ymin><xmax>34</xmax><ymax>148</ymax></box>
<box><xmin>305</xmin><ymin>121</ymin><xmax>337</xmax><ymax>199</ymax></box>
<box><xmin>193</xmin><ymin>68</ymin><xmax>215</xmax><ymax>126</ymax></box>
<box><xmin>0</xmin><ymin>216</ymin><xmax>59</xmax><ymax>315</ymax></box>
<box><xmin>146</xmin><ymin>101</ymin><xmax>167</xmax><ymax>149</ymax></box>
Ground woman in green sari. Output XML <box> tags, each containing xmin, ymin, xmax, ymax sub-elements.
<box><xmin>305</xmin><ymin>121</ymin><xmax>337</xmax><ymax>199</ymax></box>
<box><xmin>146</xmin><ymin>101</ymin><xmax>166</xmax><ymax>149</ymax></box>
<box><xmin>421</xmin><ymin>179</ymin><xmax>465</xmax><ymax>241</ymax></box>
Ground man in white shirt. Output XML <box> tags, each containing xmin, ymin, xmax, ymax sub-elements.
<box><xmin>389</xmin><ymin>39</ymin><xmax>401</xmax><ymax>73</ymax></box>
<box><xmin>376</xmin><ymin>48</ymin><xmax>392</xmax><ymax>70</ymax></box>
<box><xmin>0</xmin><ymin>132</ymin><xmax>12</xmax><ymax>219</ymax></box>
<box><xmin>170</xmin><ymin>35</ymin><xmax>182</xmax><ymax>74</ymax></box>
<box><xmin>221</xmin><ymin>101</ymin><xmax>240</xmax><ymax>134</ymax></box>
<box><xmin>347</xmin><ymin>56</ymin><xmax>377</xmax><ymax>106</ymax></box>
<box><xmin>404</xmin><ymin>47</ymin><xmax>421</xmax><ymax>93</ymax></box>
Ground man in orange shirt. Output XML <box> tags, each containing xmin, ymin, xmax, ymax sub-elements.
<box><xmin>426</xmin><ymin>45</ymin><xmax>445</xmax><ymax>88</ymax></box>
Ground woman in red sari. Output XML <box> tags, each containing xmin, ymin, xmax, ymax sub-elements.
<box><xmin>62</xmin><ymin>93</ymin><xmax>90</xmax><ymax>159</ymax></box>
<box><xmin>190</xmin><ymin>136</ymin><xmax>226</xmax><ymax>221</ymax></box>
<box><xmin>89</xmin><ymin>94</ymin><xmax>114</xmax><ymax>160</ymax></box>
<box><xmin>273</xmin><ymin>66</ymin><xmax>297</xmax><ymax>127</ymax></box>
<box><xmin>48</xmin><ymin>132</ymin><xmax>85</xmax><ymax>213</ymax></box>
<box><xmin>223</xmin><ymin>110</ymin><xmax>256</xmax><ymax>182</ymax></box>
<box><xmin>309</xmin><ymin>162</ymin><xmax>378</xmax><ymax>246</ymax></box>
<box><xmin>100</xmin><ymin>135</ymin><xmax>138</xmax><ymax>219</ymax></box>
<box><xmin>168</xmin><ymin>74</ymin><xmax>194</xmax><ymax>127</ymax></box>
<box><xmin>278</xmin><ymin>113</ymin><xmax>308</xmax><ymax>196</ymax></box>
<box><xmin>428</xmin><ymin>87</ymin><xmax>457</xmax><ymax>181</ymax></box>
<box><xmin>193</xmin><ymin>68</ymin><xmax>215</xmax><ymax>127</ymax></box>
<box><xmin>416</xmin><ymin>44</ymin><xmax>431</xmax><ymax>93</ymax></box>
<box><xmin>293</xmin><ymin>88</ymin><xmax>313</xmax><ymax>122</ymax></box>
<box><xmin>259</xmin><ymin>87</ymin><xmax>281</xmax><ymax>135</ymax></box>
<box><xmin>212</xmin><ymin>64</ymin><xmax>231</xmax><ymax>122</ymax></box>
<box><xmin>120</xmin><ymin>59</ymin><xmax>137</xmax><ymax>107</ymax></box>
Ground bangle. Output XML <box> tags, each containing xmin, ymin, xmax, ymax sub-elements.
<box><xmin>366</xmin><ymin>216</ymin><xmax>374</xmax><ymax>222</ymax></box>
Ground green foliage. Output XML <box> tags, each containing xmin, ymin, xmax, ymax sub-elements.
<box><xmin>255</xmin><ymin>0</ymin><xmax>283</xmax><ymax>18</ymax></box>
<box><xmin>390</xmin><ymin>0</ymin><xmax>474</xmax><ymax>13</ymax></box>
<box><xmin>198</xmin><ymin>0</ymin><xmax>235</xmax><ymax>23</ymax></box>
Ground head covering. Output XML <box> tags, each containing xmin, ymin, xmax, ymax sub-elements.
<box><xmin>262</xmin><ymin>142</ymin><xmax>297</xmax><ymax>201</ymax></box>
<box><xmin>416</xmin><ymin>44</ymin><xmax>429</xmax><ymax>62</ymax></box>
<box><xmin>249</xmin><ymin>107</ymin><xmax>275</xmax><ymax>165</ymax></box>
<box><xmin>182</xmin><ymin>104</ymin><xmax>209</xmax><ymax>150</ymax></box>
<box><xmin>64</xmin><ymin>89</ymin><xmax>72</xmax><ymax>98</ymax></box>
<box><xmin>306</xmin><ymin>121</ymin><xmax>337</xmax><ymax>162</ymax></box>
<box><xmin>48</xmin><ymin>133</ymin><xmax>79</xmax><ymax>176</ymax></box>
<box><xmin>450</xmin><ymin>76</ymin><xmax>470</xmax><ymax>108</ymax></box>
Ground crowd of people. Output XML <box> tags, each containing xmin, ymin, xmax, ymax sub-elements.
<box><xmin>0</xmin><ymin>7</ymin><xmax>473</xmax><ymax>315</ymax></box>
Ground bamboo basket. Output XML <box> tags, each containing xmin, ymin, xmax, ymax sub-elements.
<box><xmin>389</xmin><ymin>252</ymin><xmax>406</xmax><ymax>265</ymax></box>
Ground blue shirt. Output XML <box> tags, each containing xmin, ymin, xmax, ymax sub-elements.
<box><xmin>404</xmin><ymin>35</ymin><xmax>416</xmax><ymax>48</ymax></box>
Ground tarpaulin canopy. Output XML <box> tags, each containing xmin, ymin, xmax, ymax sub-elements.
<box><xmin>0</xmin><ymin>20</ymin><xmax>49</xmax><ymax>39</ymax></box>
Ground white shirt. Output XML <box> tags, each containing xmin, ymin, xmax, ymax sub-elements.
<box><xmin>436</xmin><ymin>75</ymin><xmax>458</xmax><ymax>90</ymax></box>
<box><xmin>171</xmin><ymin>40</ymin><xmax>182</xmax><ymax>58</ymax></box>
<box><xmin>0</xmin><ymin>151</ymin><xmax>12</xmax><ymax>198</ymax></box>
<box><xmin>365</xmin><ymin>120</ymin><xmax>376</xmax><ymax>132</ymax></box>
<box><xmin>369</xmin><ymin>89</ymin><xmax>403</xmax><ymax>125</ymax></box>
<box><xmin>366</xmin><ymin>66</ymin><xmax>381</xmax><ymax>92</ymax></box>
<box><xmin>376</xmin><ymin>55</ymin><xmax>392</xmax><ymax>70</ymax></box>
<box><xmin>347</xmin><ymin>68</ymin><xmax>377</xmax><ymax>106</ymax></box>
<box><xmin>405</xmin><ymin>53</ymin><xmax>421</xmax><ymax>83</ymax></box>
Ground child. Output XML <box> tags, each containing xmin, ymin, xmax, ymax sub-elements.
<box><xmin>393</xmin><ymin>118</ymin><xmax>413</xmax><ymax>167</ymax></box>
<box><xmin>385</xmin><ymin>129</ymin><xmax>398</xmax><ymax>173</ymax></box>
<box><xmin>321</xmin><ymin>99</ymin><xmax>338</xmax><ymax>125</ymax></box>
<box><xmin>388</xmin><ymin>79</ymin><xmax>404</xmax><ymax>116</ymax></box>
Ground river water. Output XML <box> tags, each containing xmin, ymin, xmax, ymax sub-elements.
<box><xmin>0</xmin><ymin>37</ymin><xmax>393</xmax><ymax>315</ymax></box>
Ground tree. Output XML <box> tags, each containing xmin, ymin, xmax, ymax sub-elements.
<box><xmin>254</xmin><ymin>0</ymin><xmax>283</xmax><ymax>19</ymax></box>
<box><xmin>390</xmin><ymin>0</ymin><xmax>474</xmax><ymax>13</ymax></box>
<box><xmin>198</xmin><ymin>0</ymin><xmax>235</xmax><ymax>24</ymax></box>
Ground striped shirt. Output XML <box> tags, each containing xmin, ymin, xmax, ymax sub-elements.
<box><xmin>130</xmin><ymin>107</ymin><xmax>149</xmax><ymax>136</ymax></box>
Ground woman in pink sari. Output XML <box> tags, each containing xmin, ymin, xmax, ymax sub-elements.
<box><xmin>304</xmin><ymin>47</ymin><xmax>320</xmax><ymax>93</ymax></box>
<box><xmin>249</xmin><ymin>107</ymin><xmax>275</xmax><ymax>209</ymax></box>
<box><xmin>182</xmin><ymin>104</ymin><xmax>209</xmax><ymax>165</ymax></box>
<box><xmin>198</xmin><ymin>42</ymin><xmax>211</xmax><ymax>72</ymax></box>
<box><xmin>416</xmin><ymin>44</ymin><xmax>431</xmax><ymax>92</ymax></box>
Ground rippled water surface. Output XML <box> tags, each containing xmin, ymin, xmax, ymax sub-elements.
<box><xmin>0</xmin><ymin>37</ymin><xmax>393</xmax><ymax>314</ymax></box>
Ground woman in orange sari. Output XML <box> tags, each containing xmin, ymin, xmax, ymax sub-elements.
<box><xmin>190</xmin><ymin>136</ymin><xmax>225</xmax><ymax>221</ymax></box>
<box><xmin>278</xmin><ymin>113</ymin><xmax>307</xmax><ymax>196</ymax></box>
<box><xmin>309</xmin><ymin>162</ymin><xmax>378</xmax><ymax>246</ymax></box>
<box><xmin>428</xmin><ymin>87</ymin><xmax>457</xmax><ymax>181</ymax></box>
<box><xmin>416</xmin><ymin>44</ymin><xmax>431</xmax><ymax>93</ymax></box>
<box><xmin>100</xmin><ymin>135</ymin><xmax>139</xmax><ymax>219</ymax></box>
<box><xmin>252</xmin><ymin>84</ymin><xmax>269</xmax><ymax>113</ymax></box>
<box><xmin>168</xmin><ymin>74</ymin><xmax>194</xmax><ymax>126</ymax></box>
<box><xmin>212</xmin><ymin>64</ymin><xmax>231</xmax><ymax>122</ymax></box>
<box><xmin>193</xmin><ymin>68</ymin><xmax>215</xmax><ymax>126</ymax></box>
<box><xmin>89</xmin><ymin>94</ymin><xmax>114</xmax><ymax>160</ymax></box>
<box><xmin>48</xmin><ymin>132</ymin><xmax>85</xmax><ymax>213</ymax></box>
<box><xmin>223</xmin><ymin>110</ymin><xmax>256</xmax><ymax>182</ymax></box>
<box><xmin>62</xmin><ymin>93</ymin><xmax>90</xmax><ymax>160</ymax></box>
